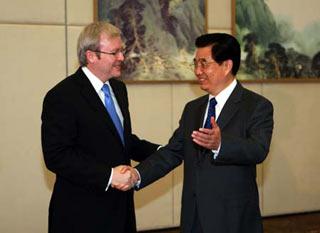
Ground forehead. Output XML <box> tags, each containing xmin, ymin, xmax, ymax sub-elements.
<box><xmin>99</xmin><ymin>33</ymin><xmax>123</xmax><ymax>49</ymax></box>
<box><xmin>195</xmin><ymin>46</ymin><xmax>212</xmax><ymax>59</ymax></box>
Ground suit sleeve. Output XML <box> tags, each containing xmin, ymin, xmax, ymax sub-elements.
<box><xmin>129</xmin><ymin>134</ymin><xmax>159</xmax><ymax>162</ymax></box>
<box><xmin>41</xmin><ymin>90</ymin><xmax>110</xmax><ymax>191</ymax></box>
<box><xmin>215</xmin><ymin>97</ymin><xmax>274</xmax><ymax>165</ymax></box>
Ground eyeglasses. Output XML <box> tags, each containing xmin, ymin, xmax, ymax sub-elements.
<box><xmin>192</xmin><ymin>58</ymin><xmax>217</xmax><ymax>69</ymax></box>
<box><xmin>92</xmin><ymin>48</ymin><xmax>126</xmax><ymax>56</ymax></box>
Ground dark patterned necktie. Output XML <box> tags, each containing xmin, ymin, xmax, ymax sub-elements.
<box><xmin>204</xmin><ymin>98</ymin><xmax>217</xmax><ymax>129</ymax></box>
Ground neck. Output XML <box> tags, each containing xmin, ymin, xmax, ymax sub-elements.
<box><xmin>210</xmin><ymin>75</ymin><xmax>235</xmax><ymax>96</ymax></box>
<box><xmin>86</xmin><ymin>65</ymin><xmax>110</xmax><ymax>83</ymax></box>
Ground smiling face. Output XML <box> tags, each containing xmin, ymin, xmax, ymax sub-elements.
<box><xmin>86</xmin><ymin>33</ymin><xmax>125</xmax><ymax>82</ymax></box>
<box><xmin>194</xmin><ymin>46</ymin><xmax>234</xmax><ymax>96</ymax></box>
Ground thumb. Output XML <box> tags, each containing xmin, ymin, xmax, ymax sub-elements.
<box><xmin>120</xmin><ymin>166</ymin><xmax>129</xmax><ymax>174</ymax></box>
<box><xmin>210</xmin><ymin>116</ymin><xmax>217</xmax><ymax>128</ymax></box>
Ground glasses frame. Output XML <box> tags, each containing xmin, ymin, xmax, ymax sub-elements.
<box><xmin>192</xmin><ymin>58</ymin><xmax>217</xmax><ymax>69</ymax></box>
<box><xmin>92</xmin><ymin>49</ymin><xmax>126</xmax><ymax>56</ymax></box>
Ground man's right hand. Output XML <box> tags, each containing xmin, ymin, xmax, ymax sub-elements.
<box><xmin>111</xmin><ymin>165</ymin><xmax>139</xmax><ymax>191</ymax></box>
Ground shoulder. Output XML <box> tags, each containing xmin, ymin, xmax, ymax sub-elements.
<box><xmin>186</xmin><ymin>95</ymin><xmax>208</xmax><ymax>107</ymax></box>
<box><xmin>239</xmin><ymin>84</ymin><xmax>273</xmax><ymax>114</ymax></box>
<box><xmin>238</xmin><ymin>83</ymin><xmax>273</xmax><ymax>107</ymax></box>
<box><xmin>181</xmin><ymin>94</ymin><xmax>208</xmax><ymax>114</ymax></box>
<box><xmin>44</xmin><ymin>69</ymin><xmax>82</xmax><ymax>101</ymax></box>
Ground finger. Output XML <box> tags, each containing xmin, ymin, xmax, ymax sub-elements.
<box><xmin>197</xmin><ymin>128</ymin><xmax>212</xmax><ymax>135</ymax></box>
<box><xmin>192</xmin><ymin>131</ymin><xmax>212</xmax><ymax>143</ymax></box>
<box><xmin>192</xmin><ymin>133</ymin><xmax>211</xmax><ymax>146</ymax></box>
<box><xmin>192</xmin><ymin>137</ymin><xmax>211</xmax><ymax>149</ymax></box>
<box><xmin>120</xmin><ymin>166</ymin><xmax>130</xmax><ymax>174</ymax></box>
<box><xmin>210</xmin><ymin>117</ymin><xmax>218</xmax><ymax>128</ymax></box>
<box><xmin>114</xmin><ymin>184</ymin><xmax>130</xmax><ymax>191</ymax></box>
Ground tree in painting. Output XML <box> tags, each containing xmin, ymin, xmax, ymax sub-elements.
<box><xmin>98</xmin><ymin>0</ymin><xmax>205</xmax><ymax>81</ymax></box>
<box><xmin>235</xmin><ymin>0</ymin><xmax>320</xmax><ymax>80</ymax></box>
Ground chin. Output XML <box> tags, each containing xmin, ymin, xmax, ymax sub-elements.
<box><xmin>111</xmin><ymin>71</ymin><xmax>121</xmax><ymax>78</ymax></box>
<box><xmin>199</xmin><ymin>82</ymin><xmax>209</xmax><ymax>92</ymax></box>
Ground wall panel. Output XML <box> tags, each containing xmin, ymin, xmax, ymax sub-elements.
<box><xmin>262</xmin><ymin>83</ymin><xmax>320</xmax><ymax>215</ymax></box>
<box><xmin>0</xmin><ymin>24</ymin><xmax>66</xmax><ymax>233</ymax></box>
<box><xmin>0</xmin><ymin>0</ymin><xmax>65</xmax><ymax>24</ymax></box>
<box><xmin>128</xmin><ymin>84</ymin><xmax>174</xmax><ymax>230</ymax></box>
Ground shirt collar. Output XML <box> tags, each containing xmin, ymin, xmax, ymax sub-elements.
<box><xmin>209</xmin><ymin>79</ymin><xmax>237</xmax><ymax>106</ymax></box>
<box><xmin>82</xmin><ymin>66</ymin><xmax>110</xmax><ymax>92</ymax></box>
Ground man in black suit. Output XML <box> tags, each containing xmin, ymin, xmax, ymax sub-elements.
<box><xmin>130</xmin><ymin>33</ymin><xmax>274</xmax><ymax>233</ymax></box>
<box><xmin>41</xmin><ymin>22</ymin><xmax>158</xmax><ymax>233</ymax></box>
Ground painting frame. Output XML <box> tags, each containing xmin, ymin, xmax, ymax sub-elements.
<box><xmin>94</xmin><ymin>0</ymin><xmax>207</xmax><ymax>83</ymax></box>
<box><xmin>232</xmin><ymin>0</ymin><xmax>320</xmax><ymax>83</ymax></box>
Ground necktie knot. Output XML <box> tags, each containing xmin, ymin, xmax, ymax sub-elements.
<box><xmin>209</xmin><ymin>98</ymin><xmax>217</xmax><ymax>109</ymax></box>
<box><xmin>102</xmin><ymin>84</ymin><xmax>111</xmax><ymax>98</ymax></box>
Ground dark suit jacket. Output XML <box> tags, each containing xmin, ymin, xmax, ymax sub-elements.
<box><xmin>41</xmin><ymin>68</ymin><xmax>158</xmax><ymax>233</ymax></box>
<box><xmin>136</xmin><ymin>81</ymin><xmax>274</xmax><ymax>233</ymax></box>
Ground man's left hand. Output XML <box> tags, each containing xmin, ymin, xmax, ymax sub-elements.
<box><xmin>191</xmin><ymin>117</ymin><xmax>221</xmax><ymax>150</ymax></box>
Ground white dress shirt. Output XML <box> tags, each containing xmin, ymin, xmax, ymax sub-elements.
<box><xmin>82</xmin><ymin>66</ymin><xmax>123</xmax><ymax>191</ymax></box>
<box><xmin>203</xmin><ymin>79</ymin><xmax>237</xmax><ymax>158</ymax></box>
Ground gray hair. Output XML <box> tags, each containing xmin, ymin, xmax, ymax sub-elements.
<box><xmin>77</xmin><ymin>21</ymin><xmax>121</xmax><ymax>66</ymax></box>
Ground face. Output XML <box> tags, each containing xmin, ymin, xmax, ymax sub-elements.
<box><xmin>194</xmin><ymin>46</ymin><xmax>233</xmax><ymax>96</ymax></box>
<box><xmin>86</xmin><ymin>33</ymin><xmax>125</xmax><ymax>82</ymax></box>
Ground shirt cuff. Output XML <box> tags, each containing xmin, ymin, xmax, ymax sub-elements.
<box><xmin>134</xmin><ymin>168</ymin><xmax>141</xmax><ymax>189</ymax></box>
<box><xmin>105</xmin><ymin>168</ymin><xmax>113</xmax><ymax>191</ymax></box>
<box><xmin>212</xmin><ymin>143</ymin><xmax>221</xmax><ymax>159</ymax></box>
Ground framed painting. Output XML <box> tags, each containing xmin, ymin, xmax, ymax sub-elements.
<box><xmin>233</xmin><ymin>0</ymin><xmax>320</xmax><ymax>81</ymax></box>
<box><xmin>95</xmin><ymin>0</ymin><xmax>206</xmax><ymax>82</ymax></box>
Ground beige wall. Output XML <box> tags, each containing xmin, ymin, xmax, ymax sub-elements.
<box><xmin>0</xmin><ymin>0</ymin><xmax>320</xmax><ymax>232</ymax></box>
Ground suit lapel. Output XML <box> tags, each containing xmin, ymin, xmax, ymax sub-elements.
<box><xmin>74</xmin><ymin>69</ymin><xmax>124</xmax><ymax>146</ymax></box>
<box><xmin>197</xmin><ymin>95</ymin><xmax>209</xmax><ymax>128</ymax></box>
<box><xmin>194</xmin><ymin>95</ymin><xmax>210</xmax><ymax>160</ymax></box>
<box><xmin>217</xmin><ymin>81</ymin><xmax>243</xmax><ymax>130</ymax></box>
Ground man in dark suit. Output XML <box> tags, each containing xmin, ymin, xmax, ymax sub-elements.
<box><xmin>41</xmin><ymin>22</ymin><xmax>158</xmax><ymax>233</ymax></box>
<box><xmin>131</xmin><ymin>33</ymin><xmax>274</xmax><ymax>233</ymax></box>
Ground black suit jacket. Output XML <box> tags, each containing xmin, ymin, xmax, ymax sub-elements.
<box><xmin>136</xmin><ymin>81</ymin><xmax>274</xmax><ymax>233</ymax></box>
<box><xmin>41</xmin><ymin>68</ymin><xmax>158</xmax><ymax>233</ymax></box>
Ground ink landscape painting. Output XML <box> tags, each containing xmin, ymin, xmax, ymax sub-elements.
<box><xmin>97</xmin><ymin>0</ymin><xmax>206</xmax><ymax>82</ymax></box>
<box><xmin>235</xmin><ymin>0</ymin><xmax>320</xmax><ymax>81</ymax></box>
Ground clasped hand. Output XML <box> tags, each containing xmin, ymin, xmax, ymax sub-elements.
<box><xmin>191</xmin><ymin>117</ymin><xmax>221</xmax><ymax>150</ymax></box>
<box><xmin>111</xmin><ymin>165</ymin><xmax>139</xmax><ymax>191</ymax></box>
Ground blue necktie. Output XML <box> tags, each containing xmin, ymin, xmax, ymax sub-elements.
<box><xmin>204</xmin><ymin>98</ymin><xmax>217</xmax><ymax>129</ymax></box>
<box><xmin>102</xmin><ymin>84</ymin><xmax>124</xmax><ymax>144</ymax></box>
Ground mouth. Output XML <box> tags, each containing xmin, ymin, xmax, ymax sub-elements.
<box><xmin>113</xmin><ymin>63</ymin><xmax>122</xmax><ymax>70</ymax></box>
<box><xmin>197</xmin><ymin>76</ymin><xmax>207</xmax><ymax>83</ymax></box>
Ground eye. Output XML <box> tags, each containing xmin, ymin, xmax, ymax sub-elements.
<box><xmin>201</xmin><ymin>60</ymin><xmax>209</xmax><ymax>67</ymax></box>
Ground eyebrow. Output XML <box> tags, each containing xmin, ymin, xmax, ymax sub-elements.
<box><xmin>193</xmin><ymin>57</ymin><xmax>213</xmax><ymax>62</ymax></box>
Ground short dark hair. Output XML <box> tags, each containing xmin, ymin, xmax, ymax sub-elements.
<box><xmin>195</xmin><ymin>33</ymin><xmax>241</xmax><ymax>75</ymax></box>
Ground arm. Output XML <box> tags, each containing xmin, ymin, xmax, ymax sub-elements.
<box><xmin>129</xmin><ymin>134</ymin><xmax>160</xmax><ymax>162</ymax></box>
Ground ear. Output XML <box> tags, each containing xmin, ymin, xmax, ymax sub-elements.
<box><xmin>223</xmin><ymin>59</ymin><xmax>233</xmax><ymax>75</ymax></box>
<box><xmin>85</xmin><ymin>50</ymin><xmax>98</xmax><ymax>64</ymax></box>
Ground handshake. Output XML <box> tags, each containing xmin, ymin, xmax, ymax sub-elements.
<box><xmin>111</xmin><ymin>165</ymin><xmax>140</xmax><ymax>191</ymax></box>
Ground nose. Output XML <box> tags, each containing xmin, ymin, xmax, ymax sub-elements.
<box><xmin>117</xmin><ymin>51</ymin><xmax>125</xmax><ymax>61</ymax></box>
<box><xmin>194</xmin><ymin>65</ymin><xmax>203</xmax><ymax>76</ymax></box>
